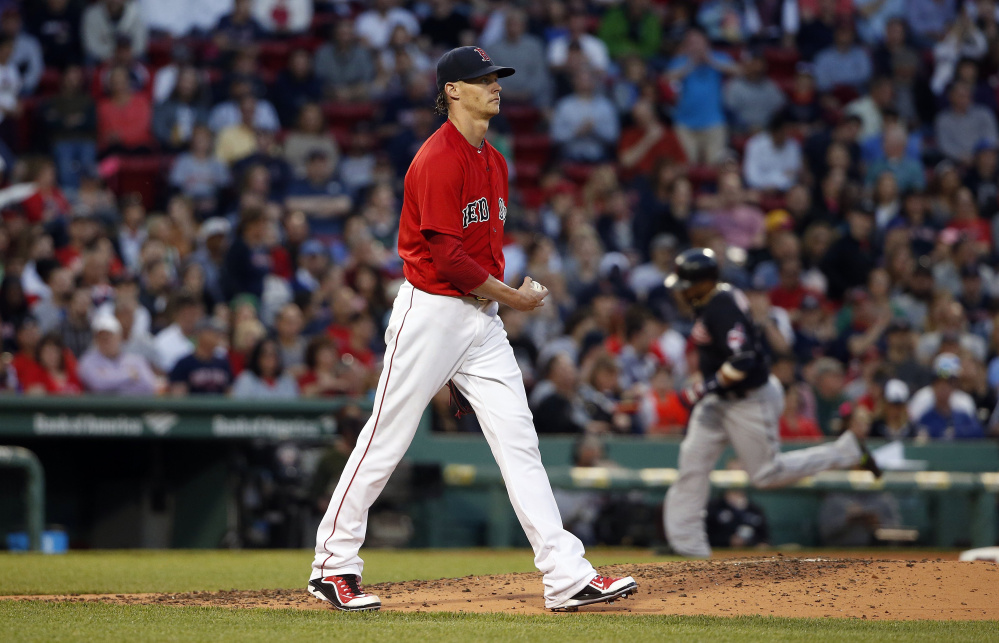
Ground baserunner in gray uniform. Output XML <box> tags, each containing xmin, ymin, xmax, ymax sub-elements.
<box><xmin>663</xmin><ymin>248</ymin><xmax>882</xmax><ymax>558</ymax></box>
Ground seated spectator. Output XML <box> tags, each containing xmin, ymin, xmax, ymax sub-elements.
<box><xmin>222</xmin><ymin>207</ymin><xmax>272</xmax><ymax>301</ymax></box>
<box><xmin>813</xmin><ymin>22</ymin><xmax>872</xmax><ymax>92</ymax></box>
<box><xmin>232</xmin><ymin>129</ymin><xmax>294</xmax><ymax>200</ymax></box>
<box><xmin>282</xmin><ymin>102</ymin><xmax>340</xmax><ymax>179</ymax></box>
<box><xmin>153</xmin><ymin>66</ymin><xmax>211</xmax><ymax>151</ymax></box>
<box><xmin>21</xmin><ymin>158</ymin><xmax>71</xmax><ymax>225</ymax></box>
<box><xmin>292</xmin><ymin>239</ymin><xmax>330</xmax><ymax>299</ymax></box>
<box><xmin>796</xmin><ymin>0</ymin><xmax>838</xmax><ymax>61</ymax></box>
<box><xmin>189</xmin><ymin>218</ymin><xmax>230</xmax><ymax>307</ymax></box>
<box><xmin>274</xmin><ymin>302</ymin><xmax>307</xmax><ymax>377</ymax></box>
<box><xmin>944</xmin><ymin>188</ymin><xmax>991</xmax><ymax>252</ymax></box>
<box><xmin>354</xmin><ymin>0</ymin><xmax>419</xmax><ymax>49</ymax></box>
<box><xmin>153</xmin><ymin>291</ymin><xmax>203</xmax><ymax>373</ymax></box>
<box><xmin>529</xmin><ymin>353</ymin><xmax>601</xmax><ymax>434</ymax></box>
<box><xmin>97</xmin><ymin>65</ymin><xmax>153</xmax><ymax>154</ymax></box>
<box><xmin>869</xmin><ymin>172</ymin><xmax>901</xmax><ymax>230</ymax></box>
<box><xmin>820</xmin><ymin>207</ymin><xmax>877</xmax><ymax>301</ymax></box>
<box><xmin>931</xmin><ymin>16</ymin><xmax>988</xmax><ymax>97</ymax></box>
<box><xmin>314</xmin><ymin>19</ymin><xmax>375</xmax><ymax>102</ymax></box>
<box><xmin>550</xmin><ymin>70</ymin><xmax>619</xmax><ymax>163</ymax></box>
<box><xmin>909</xmin><ymin>353</ymin><xmax>985</xmax><ymax>439</ymax></box>
<box><xmin>935</xmin><ymin>81</ymin><xmax>999</xmax><ymax>165</ymax></box>
<box><xmin>40</xmin><ymin>65</ymin><xmax>97</xmax><ymax>190</ymax></box>
<box><xmin>548</xmin><ymin>14</ymin><xmax>610</xmax><ymax>74</ymax></box>
<box><xmin>706</xmin><ymin>461</ymin><xmax>770</xmax><ymax>549</ymax></box>
<box><xmin>1</xmin><ymin>7</ymin><xmax>41</xmax><ymax>96</ymax></box>
<box><xmin>231</xmin><ymin>336</ymin><xmax>298</xmax><ymax>399</ymax></box>
<box><xmin>638</xmin><ymin>365</ymin><xmax>689</xmax><ymax>435</ymax></box>
<box><xmin>22</xmin><ymin>331</ymin><xmax>82</xmax><ymax>395</ymax></box>
<box><xmin>917</xmin><ymin>299</ymin><xmax>988</xmax><ymax>364</ymax></box>
<box><xmin>169</xmin><ymin>125</ymin><xmax>230</xmax><ymax>217</ymax></box>
<box><xmin>743</xmin><ymin>113</ymin><xmax>803</xmax><ymax>192</ymax></box>
<box><xmin>598</xmin><ymin>0</ymin><xmax>661</xmax><ymax>60</ymax></box>
<box><xmin>810</xmin><ymin>356</ymin><xmax>847</xmax><ymax>435</ymax></box>
<box><xmin>77</xmin><ymin>312</ymin><xmax>157</xmax><ymax>395</ymax></box>
<box><xmin>906</xmin><ymin>0</ymin><xmax>957</xmax><ymax>47</ymax></box>
<box><xmin>780</xmin><ymin>385</ymin><xmax>824</xmax><ymax>440</ymax></box>
<box><xmin>209</xmin><ymin>77</ymin><xmax>280</xmax><ymax>134</ymax></box>
<box><xmin>58</xmin><ymin>288</ymin><xmax>93</xmax><ymax>358</ymax></box>
<box><xmin>785</xmin><ymin>64</ymin><xmax>823</xmax><ymax>128</ymax></box>
<box><xmin>284</xmin><ymin>151</ymin><xmax>353</xmax><ymax>237</ymax></box>
<box><xmin>270</xmin><ymin>48</ymin><xmax>321</xmax><ymax>128</ymax></box>
<box><xmin>697</xmin><ymin>0</ymin><xmax>754</xmax><ymax>44</ymax></box>
<box><xmin>865</xmin><ymin>124</ymin><xmax>925</xmax><ymax>193</ymax></box>
<box><xmin>870</xmin><ymin>378</ymin><xmax>918</xmax><ymax>438</ymax></box>
<box><xmin>666</xmin><ymin>28</ymin><xmax>739</xmax><ymax>165</ymax></box>
<box><xmin>484</xmin><ymin>9</ymin><xmax>552</xmax><ymax>109</ymax></box>
<box><xmin>30</xmin><ymin>266</ymin><xmax>73</xmax><ymax>334</ymax></box>
<box><xmin>724</xmin><ymin>50</ymin><xmax>786</xmax><ymax>134</ymax></box>
<box><xmin>375</xmin><ymin>26</ymin><xmax>433</xmax><ymax>84</ymax></box>
<box><xmin>212</xmin><ymin>0</ymin><xmax>263</xmax><ymax>61</ymax></box>
<box><xmin>298</xmin><ymin>335</ymin><xmax>352</xmax><ymax>397</ymax></box>
<box><xmin>856</xmin><ymin>0</ymin><xmax>906</xmax><ymax>46</ymax></box>
<box><xmin>420</xmin><ymin>0</ymin><xmax>470</xmax><ymax>49</ymax></box>
<box><xmin>844</xmin><ymin>76</ymin><xmax>896</xmax><ymax>140</ymax></box>
<box><xmin>25</xmin><ymin>0</ymin><xmax>83</xmax><ymax>69</ymax></box>
<box><xmin>169</xmin><ymin>318</ymin><xmax>232</xmax><ymax>395</ymax></box>
<box><xmin>81</xmin><ymin>0</ymin><xmax>147</xmax><ymax>64</ymax></box>
<box><xmin>228</xmin><ymin>314</ymin><xmax>266</xmax><ymax>377</ymax></box>
<box><xmin>95</xmin><ymin>35</ymin><xmax>150</xmax><ymax>95</ymax></box>
<box><xmin>963</xmin><ymin>140</ymin><xmax>999</xmax><ymax>215</ymax></box>
<box><xmin>704</xmin><ymin>172</ymin><xmax>766</xmax><ymax>251</ymax></box>
<box><xmin>215</xmin><ymin>96</ymin><xmax>260</xmax><ymax>166</ymax></box>
<box><xmin>617</xmin><ymin>99</ymin><xmax>686</xmax><ymax>183</ymax></box>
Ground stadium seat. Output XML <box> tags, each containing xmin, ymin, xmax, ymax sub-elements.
<box><xmin>561</xmin><ymin>162</ymin><xmax>596</xmax><ymax>184</ymax></box>
<box><xmin>764</xmin><ymin>47</ymin><xmax>800</xmax><ymax>82</ymax></box>
<box><xmin>107</xmin><ymin>155</ymin><xmax>171</xmax><ymax>209</ymax></box>
<box><xmin>503</xmin><ymin>104</ymin><xmax>541</xmax><ymax>135</ymax></box>
<box><xmin>687</xmin><ymin>165</ymin><xmax>720</xmax><ymax>193</ymax></box>
<box><xmin>513</xmin><ymin>133</ymin><xmax>552</xmax><ymax>166</ymax></box>
<box><xmin>323</xmin><ymin>102</ymin><xmax>378</xmax><ymax>129</ymax></box>
<box><xmin>146</xmin><ymin>38</ymin><xmax>175</xmax><ymax>68</ymax></box>
<box><xmin>38</xmin><ymin>68</ymin><xmax>63</xmax><ymax>98</ymax></box>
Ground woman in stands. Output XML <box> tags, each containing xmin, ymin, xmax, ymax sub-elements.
<box><xmin>22</xmin><ymin>332</ymin><xmax>81</xmax><ymax>395</ymax></box>
<box><xmin>231</xmin><ymin>337</ymin><xmax>298</xmax><ymax>399</ymax></box>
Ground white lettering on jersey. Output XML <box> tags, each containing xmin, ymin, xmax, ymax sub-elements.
<box><xmin>498</xmin><ymin>197</ymin><xmax>507</xmax><ymax>221</ymax></box>
<box><xmin>727</xmin><ymin>322</ymin><xmax>747</xmax><ymax>352</ymax></box>
<box><xmin>462</xmin><ymin>197</ymin><xmax>490</xmax><ymax>228</ymax></box>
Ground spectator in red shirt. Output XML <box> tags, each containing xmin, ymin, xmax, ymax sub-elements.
<box><xmin>617</xmin><ymin>99</ymin><xmax>686</xmax><ymax>183</ymax></box>
<box><xmin>770</xmin><ymin>257</ymin><xmax>817</xmax><ymax>314</ymax></box>
<box><xmin>97</xmin><ymin>65</ymin><xmax>153</xmax><ymax>153</ymax></box>
<box><xmin>22</xmin><ymin>331</ymin><xmax>82</xmax><ymax>395</ymax></box>
<box><xmin>944</xmin><ymin>187</ymin><xmax>992</xmax><ymax>253</ymax></box>
<box><xmin>22</xmin><ymin>158</ymin><xmax>71</xmax><ymax>224</ymax></box>
<box><xmin>779</xmin><ymin>384</ymin><xmax>824</xmax><ymax>440</ymax></box>
<box><xmin>298</xmin><ymin>335</ymin><xmax>352</xmax><ymax>397</ymax></box>
<box><xmin>54</xmin><ymin>211</ymin><xmax>101</xmax><ymax>271</ymax></box>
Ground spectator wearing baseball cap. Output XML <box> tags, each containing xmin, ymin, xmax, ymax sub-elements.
<box><xmin>870</xmin><ymin>379</ymin><xmax>917</xmax><ymax>439</ymax></box>
<box><xmin>907</xmin><ymin>353</ymin><xmax>984</xmax><ymax>440</ymax></box>
<box><xmin>168</xmin><ymin>317</ymin><xmax>232</xmax><ymax>396</ymax></box>
<box><xmin>78</xmin><ymin>313</ymin><xmax>158</xmax><ymax>395</ymax></box>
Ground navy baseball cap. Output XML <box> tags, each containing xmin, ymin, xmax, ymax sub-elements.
<box><xmin>436</xmin><ymin>46</ymin><xmax>515</xmax><ymax>91</ymax></box>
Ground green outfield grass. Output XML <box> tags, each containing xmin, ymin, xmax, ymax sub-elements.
<box><xmin>2</xmin><ymin>603</ymin><xmax>995</xmax><ymax>643</ymax></box>
<box><xmin>1</xmin><ymin>549</ymin><xmax>995</xmax><ymax>642</ymax></box>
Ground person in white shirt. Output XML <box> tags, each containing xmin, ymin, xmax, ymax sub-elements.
<box><xmin>153</xmin><ymin>292</ymin><xmax>203</xmax><ymax>373</ymax></box>
<box><xmin>354</xmin><ymin>0</ymin><xmax>420</xmax><ymax>49</ymax></box>
<box><xmin>547</xmin><ymin>14</ymin><xmax>610</xmax><ymax>74</ymax></box>
<box><xmin>252</xmin><ymin>0</ymin><xmax>314</xmax><ymax>35</ymax></box>
<box><xmin>550</xmin><ymin>70</ymin><xmax>619</xmax><ymax>162</ymax></box>
<box><xmin>742</xmin><ymin>112</ymin><xmax>803</xmax><ymax>191</ymax></box>
<box><xmin>0</xmin><ymin>36</ymin><xmax>21</xmax><ymax>125</ymax></box>
<box><xmin>78</xmin><ymin>313</ymin><xmax>159</xmax><ymax>395</ymax></box>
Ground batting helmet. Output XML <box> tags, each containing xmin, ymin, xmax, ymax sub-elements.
<box><xmin>664</xmin><ymin>247</ymin><xmax>719</xmax><ymax>291</ymax></box>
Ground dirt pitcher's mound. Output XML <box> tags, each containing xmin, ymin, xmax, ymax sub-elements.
<box><xmin>12</xmin><ymin>557</ymin><xmax>998</xmax><ymax>620</ymax></box>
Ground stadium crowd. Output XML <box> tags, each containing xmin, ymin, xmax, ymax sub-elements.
<box><xmin>0</xmin><ymin>0</ymin><xmax>998</xmax><ymax>445</ymax></box>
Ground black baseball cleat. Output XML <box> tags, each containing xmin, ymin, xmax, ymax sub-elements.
<box><xmin>308</xmin><ymin>574</ymin><xmax>382</xmax><ymax>611</ymax></box>
<box><xmin>857</xmin><ymin>442</ymin><xmax>883</xmax><ymax>479</ymax></box>
<box><xmin>550</xmin><ymin>574</ymin><xmax>638</xmax><ymax>612</ymax></box>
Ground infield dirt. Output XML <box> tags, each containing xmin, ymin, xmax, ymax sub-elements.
<box><xmin>11</xmin><ymin>556</ymin><xmax>998</xmax><ymax>621</ymax></box>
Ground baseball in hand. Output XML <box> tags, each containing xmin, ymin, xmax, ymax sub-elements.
<box><xmin>531</xmin><ymin>280</ymin><xmax>546</xmax><ymax>292</ymax></box>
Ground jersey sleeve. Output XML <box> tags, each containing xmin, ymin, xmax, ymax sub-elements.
<box><xmin>704</xmin><ymin>292</ymin><xmax>754</xmax><ymax>360</ymax></box>
<box><xmin>414</xmin><ymin>150</ymin><xmax>465</xmax><ymax>238</ymax></box>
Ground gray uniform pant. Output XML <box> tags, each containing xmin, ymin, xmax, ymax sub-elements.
<box><xmin>664</xmin><ymin>375</ymin><xmax>862</xmax><ymax>557</ymax></box>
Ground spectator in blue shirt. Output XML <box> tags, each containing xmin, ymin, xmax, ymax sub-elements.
<box><xmin>284</xmin><ymin>150</ymin><xmax>353</xmax><ymax>237</ymax></box>
<box><xmin>168</xmin><ymin>317</ymin><xmax>232</xmax><ymax>395</ymax></box>
<box><xmin>666</xmin><ymin>28</ymin><xmax>740</xmax><ymax>165</ymax></box>
<box><xmin>814</xmin><ymin>22</ymin><xmax>873</xmax><ymax>92</ymax></box>
<box><xmin>912</xmin><ymin>353</ymin><xmax>985</xmax><ymax>439</ymax></box>
<box><xmin>864</xmin><ymin>123</ymin><xmax>926</xmax><ymax>192</ymax></box>
<box><xmin>906</xmin><ymin>0</ymin><xmax>956</xmax><ymax>47</ymax></box>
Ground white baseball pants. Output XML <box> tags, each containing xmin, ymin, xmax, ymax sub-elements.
<box><xmin>311</xmin><ymin>281</ymin><xmax>595</xmax><ymax>607</ymax></box>
<box><xmin>665</xmin><ymin>375</ymin><xmax>862</xmax><ymax>558</ymax></box>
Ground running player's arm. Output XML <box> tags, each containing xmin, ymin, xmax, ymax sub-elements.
<box><xmin>704</xmin><ymin>293</ymin><xmax>764</xmax><ymax>388</ymax></box>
